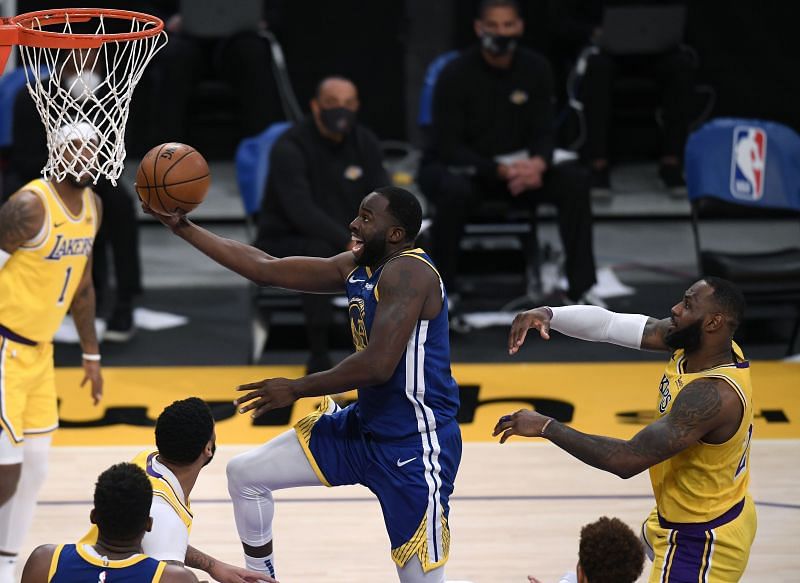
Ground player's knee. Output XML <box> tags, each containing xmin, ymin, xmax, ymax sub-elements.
<box><xmin>226</xmin><ymin>451</ymin><xmax>270</xmax><ymax>496</ymax></box>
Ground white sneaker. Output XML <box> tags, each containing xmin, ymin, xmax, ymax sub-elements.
<box><xmin>576</xmin><ymin>290</ymin><xmax>608</xmax><ymax>309</ymax></box>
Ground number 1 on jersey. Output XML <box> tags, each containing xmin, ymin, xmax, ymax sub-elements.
<box><xmin>57</xmin><ymin>266</ymin><xmax>73</xmax><ymax>305</ymax></box>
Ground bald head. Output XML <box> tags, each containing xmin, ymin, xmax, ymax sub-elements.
<box><xmin>313</xmin><ymin>76</ymin><xmax>358</xmax><ymax>106</ymax></box>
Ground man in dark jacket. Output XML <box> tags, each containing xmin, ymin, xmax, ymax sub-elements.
<box><xmin>255</xmin><ymin>76</ymin><xmax>388</xmax><ymax>372</ymax></box>
<box><xmin>419</xmin><ymin>0</ymin><xmax>600</xmax><ymax>308</ymax></box>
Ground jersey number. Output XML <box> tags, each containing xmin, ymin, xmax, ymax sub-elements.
<box><xmin>734</xmin><ymin>423</ymin><xmax>753</xmax><ymax>479</ymax></box>
<box><xmin>57</xmin><ymin>266</ymin><xmax>73</xmax><ymax>305</ymax></box>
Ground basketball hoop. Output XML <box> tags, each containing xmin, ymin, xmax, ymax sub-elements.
<box><xmin>0</xmin><ymin>8</ymin><xmax>167</xmax><ymax>184</ymax></box>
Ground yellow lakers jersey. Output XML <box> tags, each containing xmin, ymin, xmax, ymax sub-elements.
<box><xmin>81</xmin><ymin>450</ymin><xmax>193</xmax><ymax>545</ymax></box>
<box><xmin>0</xmin><ymin>179</ymin><xmax>97</xmax><ymax>343</ymax></box>
<box><xmin>649</xmin><ymin>342</ymin><xmax>754</xmax><ymax>523</ymax></box>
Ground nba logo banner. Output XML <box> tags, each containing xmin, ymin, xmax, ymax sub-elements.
<box><xmin>730</xmin><ymin>126</ymin><xmax>767</xmax><ymax>200</ymax></box>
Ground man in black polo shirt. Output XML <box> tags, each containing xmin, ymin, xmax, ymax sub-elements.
<box><xmin>255</xmin><ymin>76</ymin><xmax>388</xmax><ymax>372</ymax></box>
<box><xmin>419</xmin><ymin>0</ymin><xmax>599</xmax><ymax>308</ymax></box>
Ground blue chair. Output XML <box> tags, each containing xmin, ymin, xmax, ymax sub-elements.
<box><xmin>685</xmin><ymin>117</ymin><xmax>800</xmax><ymax>354</ymax></box>
<box><xmin>417</xmin><ymin>50</ymin><xmax>459</xmax><ymax>129</ymax></box>
<box><xmin>235</xmin><ymin>121</ymin><xmax>293</xmax><ymax>236</ymax></box>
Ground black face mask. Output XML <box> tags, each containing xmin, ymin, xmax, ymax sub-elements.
<box><xmin>480</xmin><ymin>32</ymin><xmax>519</xmax><ymax>56</ymax></box>
<box><xmin>664</xmin><ymin>319</ymin><xmax>704</xmax><ymax>353</ymax></box>
<box><xmin>319</xmin><ymin>107</ymin><xmax>356</xmax><ymax>135</ymax></box>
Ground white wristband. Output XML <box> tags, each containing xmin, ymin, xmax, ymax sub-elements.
<box><xmin>82</xmin><ymin>353</ymin><xmax>101</xmax><ymax>361</ymax></box>
<box><xmin>0</xmin><ymin>249</ymin><xmax>10</xmax><ymax>269</ymax></box>
<box><xmin>548</xmin><ymin>305</ymin><xmax>648</xmax><ymax>349</ymax></box>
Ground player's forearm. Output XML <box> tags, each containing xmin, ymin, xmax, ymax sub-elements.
<box><xmin>543</xmin><ymin>420</ymin><xmax>650</xmax><ymax>479</ymax></box>
<box><xmin>71</xmin><ymin>283</ymin><xmax>99</xmax><ymax>353</ymax></box>
<box><xmin>548</xmin><ymin>305</ymin><xmax>648</xmax><ymax>349</ymax></box>
<box><xmin>173</xmin><ymin>219</ymin><xmax>276</xmax><ymax>285</ymax></box>
<box><xmin>184</xmin><ymin>545</ymin><xmax>216</xmax><ymax>575</ymax></box>
<box><xmin>293</xmin><ymin>349</ymin><xmax>394</xmax><ymax>398</ymax></box>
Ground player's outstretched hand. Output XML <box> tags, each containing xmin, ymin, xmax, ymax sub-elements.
<box><xmin>208</xmin><ymin>561</ymin><xmax>279</xmax><ymax>583</ymax></box>
<box><xmin>140</xmin><ymin>201</ymin><xmax>188</xmax><ymax>231</ymax></box>
<box><xmin>235</xmin><ymin>378</ymin><xmax>298</xmax><ymax>418</ymax></box>
<box><xmin>508</xmin><ymin>307</ymin><xmax>553</xmax><ymax>355</ymax></box>
<box><xmin>492</xmin><ymin>409</ymin><xmax>551</xmax><ymax>443</ymax></box>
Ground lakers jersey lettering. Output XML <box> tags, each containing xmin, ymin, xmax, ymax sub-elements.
<box><xmin>649</xmin><ymin>342</ymin><xmax>754</xmax><ymax>523</ymax></box>
<box><xmin>45</xmin><ymin>234</ymin><xmax>94</xmax><ymax>260</ymax></box>
<box><xmin>0</xmin><ymin>179</ymin><xmax>97</xmax><ymax>343</ymax></box>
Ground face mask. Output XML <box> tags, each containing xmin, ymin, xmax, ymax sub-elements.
<box><xmin>65</xmin><ymin>70</ymin><xmax>103</xmax><ymax>102</ymax></box>
<box><xmin>319</xmin><ymin>107</ymin><xmax>356</xmax><ymax>135</ymax></box>
<box><xmin>480</xmin><ymin>32</ymin><xmax>519</xmax><ymax>56</ymax></box>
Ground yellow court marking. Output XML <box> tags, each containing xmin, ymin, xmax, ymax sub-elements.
<box><xmin>52</xmin><ymin>361</ymin><xmax>800</xmax><ymax>446</ymax></box>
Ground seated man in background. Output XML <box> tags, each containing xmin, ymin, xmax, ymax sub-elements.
<box><xmin>418</xmin><ymin>0</ymin><xmax>599</xmax><ymax>309</ymax></box>
<box><xmin>254</xmin><ymin>76</ymin><xmax>388</xmax><ymax>373</ymax></box>
<box><xmin>527</xmin><ymin>516</ymin><xmax>644</xmax><ymax>583</ymax></box>
<box><xmin>21</xmin><ymin>462</ymin><xmax>197</xmax><ymax>582</ymax></box>
<box><xmin>80</xmin><ymin>397</ymin><xmax>272</xmax><ymax>583</ymax></box>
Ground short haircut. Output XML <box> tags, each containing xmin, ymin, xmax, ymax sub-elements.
<box><xmin>374</xmin><ymin>186</ymin><xmax>422</xmax><ymax>242</ymax></box>
<box><xmin>155</xmin><ymin>397</ymin><xmax>214</xmax><ymax>465</ymax></box>
<box><xmin>314</xmin><ymin>75</ymin><xmax>355</xmax><ymax>100</ymax></box>
<box><xmin>93</xmin><ymin>463</ymin><xmax>152</xmax><ymax>540</ymax></box>
<box><xmin>578</xmin><ymin>517</ymin><xmax>644</xmax><ymax>583</ymax></box>
<box><xmin>477</xmin><ymin>0</ymin><xmax>521</xmax><ymax>19</ymax></box>
<box><xmin>703</xmin><ymin>276</ymin><xmax>746</xmax><ymax>331</ymax></box>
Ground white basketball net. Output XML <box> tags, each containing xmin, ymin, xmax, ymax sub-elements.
<box><xmin>17</xmin><ymin>13</ymin><xmax>167</xmax><ymax>185</ymax></box>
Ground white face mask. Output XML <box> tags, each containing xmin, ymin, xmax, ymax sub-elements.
<box><xmin>64</xmin><ymin>70</ymin><xmax>103</xmax><ymax>102</ymax></box>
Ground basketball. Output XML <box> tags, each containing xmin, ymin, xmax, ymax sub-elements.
<box><xmin>135</xmin><ymin>143</ymin><xmax>210</xmax><ymax>215</ymax></box>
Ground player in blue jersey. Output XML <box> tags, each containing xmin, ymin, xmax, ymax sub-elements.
<box><xmin>146</xmin><ymin>186</ymin><xmax>461</xmax><ymax>583</ymax></box>
<box><xmin>21</xmin><ymin>462</ymin><xmax>197</xmax><ymax>582</ymax></box>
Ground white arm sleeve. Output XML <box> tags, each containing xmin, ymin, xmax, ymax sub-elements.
<box><xmin>141</xmin><ymin>497</ymin><xmax>190</xmax><ymax>563</ymax></box>
<box><xmin>0</xmin><ymin>249</ymin><xmax>10</xmax><ymax>269</ymax></box>
<box><xmin>548</xmin><ymin>305</ymin><xmax>648</xmax><ymax>349</ymax></box>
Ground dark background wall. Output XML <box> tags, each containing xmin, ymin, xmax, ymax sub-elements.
<box><xmin>13</xmin><ymin>0</ymin><xmax>800</xmax><ymax>142</ymax></box>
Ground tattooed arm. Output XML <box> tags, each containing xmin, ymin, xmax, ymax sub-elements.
<box><xmin>235</xmin><ymin>255</ymin><xmax>439</xmax><ymax>417</ymax></box>
<box><xmin>493</xmin><ymin>378</ymin><xmax>744</xmax><ymax>479</ymax></box>
<box><xmin>640</xmin><ymin>317</ymin><xmax>672</xmax><ymax>351</ymax></box>
<box><xmin>0</xmin><ymin>191</ymin><xmax>45</xmax><ymax>254</ymax></box>
<box><xmin>184</xmin><ymin>546</ymin><xmax>276</xmax><ymax>583</ymax></box>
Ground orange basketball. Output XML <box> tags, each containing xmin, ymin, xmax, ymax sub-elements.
<box><xmin>135</xmin><ymin>143</ymin><xmax>210</xmax><ymax>215</ymax></box>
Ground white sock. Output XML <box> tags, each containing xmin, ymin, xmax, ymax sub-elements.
<box><xmin>245</xmin><ymin>552</ymin><xmax>276</xmax><ymax>579</ymax></box>
<box><xmin>0</xmin><ymin>556</ymin><xmax>17</xmax><ymax>583</ymax></box>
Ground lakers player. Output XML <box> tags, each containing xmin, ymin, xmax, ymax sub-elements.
<box><xmin>495</xmin><ymin>277</ymin><xmax>756</xmax><ymax>582</ymax></box>
<box><xmin>80</xmin><ymin>397</ymin><xmax>273</xmax><ymax>583</ymax></box>
<box><xmin>146</xmin><ymin>186</ymin><xmax>460</xmax><ymax>583</ymax></box>
<box><xmin>21</xmin><ymin>463</ymin><xmax>197</xmax><ymax>582</ymax></box>
<box><xmin>0</xmin><ymin>122</ymin><xmax>104</xmax><ymax>583</ymax></box>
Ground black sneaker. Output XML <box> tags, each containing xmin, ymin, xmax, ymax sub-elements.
<box><xmin>104</xmin><ymin>308</ymin><xmax>135</xmax><ymax>342</ymax></box>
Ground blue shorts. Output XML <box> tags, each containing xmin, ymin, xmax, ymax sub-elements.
<box><xmin>294</xmin><ymin>398</ymin><xmax>462</xmax><ymax>572</ymax></box>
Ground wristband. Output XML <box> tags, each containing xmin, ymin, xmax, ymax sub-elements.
<box><xmin>82</xmin><ymin>353</ymin><xmax>101</xmax><ymax>361</ymax></box>
<box><xmin>541</xmin><ymin>418</ymin><xmax>553</xmax><ymax>437</ymax></box>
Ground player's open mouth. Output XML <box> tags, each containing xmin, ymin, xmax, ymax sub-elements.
<box><xmin>351</xmin><ymin>236</ymin><xmax>364</xmax><ymax>254</ymax></box>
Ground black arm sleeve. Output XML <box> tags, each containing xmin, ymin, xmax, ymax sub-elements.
<box><xmin>431</xmin><ymin>66</ymin><xmax>497</xmax><ymax>178</ymax></box>
<box><xmin>267</xmin><ymin>140</ymin><xmax>350</xmax><ymax>249</ymax></box>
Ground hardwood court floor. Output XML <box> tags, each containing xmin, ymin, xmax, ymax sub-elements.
<box><xmin>24</xmin><ymin>440</ymin><xmax>800</xmax><ymax>583</ymax></box>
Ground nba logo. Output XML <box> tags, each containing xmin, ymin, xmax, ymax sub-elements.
<box><xmin>730</xmin><ymin>126</ymin><xmax>767</xmax><ymax>200</ymax></box>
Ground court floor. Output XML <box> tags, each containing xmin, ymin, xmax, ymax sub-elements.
<box><xmin>20</xmin><ymin>361</ymin><xmax>800</xmax><ymax>582</ymax></box>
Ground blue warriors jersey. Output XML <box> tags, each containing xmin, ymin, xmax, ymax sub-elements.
<box><xmin>48</xmin><ymin>543</ymin><xmax>165</xmax><ymax>582</ymax></box>
<box><xmin>345</xmin><ymin>248</ymin><xmax>459</xmax><ymax>440</ymax></box>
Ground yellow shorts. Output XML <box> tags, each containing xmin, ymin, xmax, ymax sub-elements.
<box><xmin>0</xmin><ymin>337</ymin><xmax>58</xmax><ymax>446</ymax></box>
<box><xmin>643</xmin><ymin>496</ymin><xmax>757</xmax><ymax>583</ymax></box>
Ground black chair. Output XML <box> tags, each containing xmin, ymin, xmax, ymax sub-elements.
<box><xmin>685</xmin><ymin>118</ymin><xmax>800</xmax><ymax>355</ymax></box>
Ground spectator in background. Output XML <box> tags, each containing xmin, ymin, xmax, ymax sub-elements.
<box><xmin>418</xmin><ymin>0</ymin><xmax>599</xmax><ymax>309</ymax></box>
<box><xmin>551</xmin><ymin>0</ymin><xmax>695</xmax><ymax>192</ymax></box>
<box><xmin>527</xmin><ymin>516</ymin><xmax>645</xmax><ymax>583</ymax></box>
<box><xmin>254</xmin><ymin>76</ymin><xmax>388</xmax><ymax>373</ymax></box>
<box><xmin>4</xmin><ymin>56</ymin><xmax>142</xmax><ymax>342</ymax></box>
